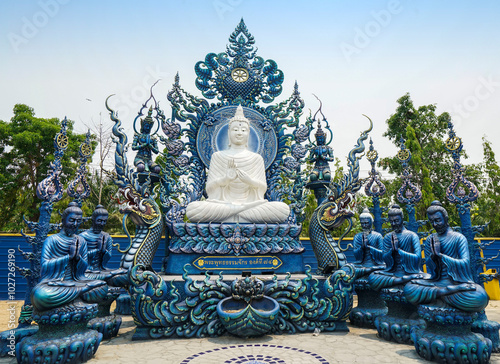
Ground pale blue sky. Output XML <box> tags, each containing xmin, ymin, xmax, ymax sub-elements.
<box><xmin>1</xmin><ymin>0</ymin><xmax>499</xmax><ymax>175</ymax></box>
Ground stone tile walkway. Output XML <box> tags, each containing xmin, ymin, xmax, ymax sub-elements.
<box><xmin>2</xmin><ymin>301</ymin><xmax>500</xmax><ymax>363</ymax></box>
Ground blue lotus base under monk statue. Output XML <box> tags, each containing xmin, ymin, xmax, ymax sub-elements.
<box><xmin>412</xmin><ymin>304</ymin><xmax>492</xmax><ymax>363</ymax></box>
<box><xmin>374</xmin><ymin>288</ymin><xmax>425</xmax><ymax>344</ymax></box>
<box><xmin>16</xmin><ymin>302</ymin><xmax>102</xmax><ymax>364</ymax></box>
<box><xmin>87</xmin><ymin>290</ymin><xmax>122</xmax><ymax>340</ymax></box>
<box><xmin>350</xmin><ymin>279</ymin><xmax>387</xmax><ymax>329</ymax></box>
<box><xmin>472</xmin><ymin>311</ymin><xmax>500</xmax><ymax>353</ymax></box>
<box><xmin>0</xmin><ymin>326</ymin><xmax>39</xmax><ymax>357</ymax></box>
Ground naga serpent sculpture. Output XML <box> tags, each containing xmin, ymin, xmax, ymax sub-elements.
<box><xmin>106</xmin><ymin>96</ymin><xmax>163</xmax><ymax>271</ymax></box>
<box><xmin>309</xmin><ymin>116</ymin><xmax>373</xmax><ymax>274</ymax></box>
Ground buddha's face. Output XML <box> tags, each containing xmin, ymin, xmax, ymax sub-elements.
<box><xmin>63</xmin><ymin>212</ymin><xmax>83</xmax><ymax>237</ymax></box>
<box><xmin>429</xmin><ymin>212</ymin><xmax>447</xmax><ymax>235</ymax></box>
<box><xmin>92</xmin><ymin>214</ymin><xmax>108</xmax><ymax>233</ymax></box>
<box><xmin>228</xmin><ymin>121</ymin><xmax>249</xmax><ymax>147</ymax></box>
<box><xmin>388</xmin><ymin>213</ymin><xmax>403</xmax><ymax>233</ymax></box>
<box><xmin>360</xmin><ymin>217</ymin><xmax>372</xmax><ymax>232</ymax></box>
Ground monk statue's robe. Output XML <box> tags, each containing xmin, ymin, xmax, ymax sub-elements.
<box><xmin>368</xmin><ymin>228</ymin><xmax>423</xmax><ymax>291</ymax></box>
<box><xmin>352</xmin><ymin>230</ymin><xmax>385</xmax><ymax>278</ymax></box>
<box><xmin>79</xmin><ymin>229</ymin><xmax>128</xmax><ymax>287</ymax></box>
<box><xmin>186</xmin><ymin>149</ymin><xmax>290</xmax><ymax>223</ymax></box>
<box><xmin>404</xmin><ymin>230</ymin><xmax>488</xmax><ymax>312</ymax></box>
<box><xmin>31</xmin><ymin>233</ymin><xmax>107</xmax><ymax>311</ymax></box>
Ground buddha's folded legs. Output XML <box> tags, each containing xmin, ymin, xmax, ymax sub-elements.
<box><xmin>368</xmin><ymin>271</ymin><xmax>398</xmax><ymax>291</ymax></box>
<box><xmin>86</xmin><ymin>268</ymin><xmax>128</xmax><ymax>287</ymax></box>
<box><xmin>82</xmin><ymin>283</ymin><xmax>109</xmax><ymax>304</ymax></box>
<box><xmin>32</xmin><ymin>280</ymin><xmax>108</xmax><ymax>311</ymax></box>
<box><xmin>368</xmin><ymin>271</ymin><xmax>422</xmax><ymax>291</ymax></box>
<box><xmin>442</xmin><ymin>286</ymin><xmax>489</xmax><ymax>312</ymax></box>
<box><xmin>239</xmin><ymin>202</ymin><xmax>290</xmax><ymax>223</ymax></box>
<box><xmin>354</xmin><ymin>265</ymin><xmax>385</xmax><ymax>279</ymax></box>
<box><xmin>405</xmin><ymin>280</ymin><xmax>489</xmax><ymax>312</ymax></box>
<box><xmin>186</xmin><ymin>200</ymin><xmax>289</xmax><ymax>223</ymax></box>
<box><xmin>186</xmin><ymin>201</ymin><xmax>247</xmax><ymax>222</ymax></box>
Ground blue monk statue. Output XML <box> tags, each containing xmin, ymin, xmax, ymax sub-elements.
<box><xmin>31</xmin><ymin>202</ymin><xmax>108</xmax><ymax>311</ymax></box>
<box><xmin>405</xmin><ymin>201</ymin><xmax>488</xmax><ymax>312</ymax></box>
<box><xmin>18</xmin><ymin>202</ymin><xmax>107</xmax><ymax>364</ymax></box>
<box><xmin>80</xmin><ymin>205</ymin><xmax>128</xmax><ymax>288</ymax></box>
<box><xmin>367</xmin><ymin>204</ymin><xmax>425</xmax><ymax>343</ymax></box>
<box><xmin>353</xmin><ymin>208</ymin><xmax>384</xmax><ymax>277</ymax></box>
<box><xmin>80</xmin><ymin>204</ymin><xmax>127</xmax><ymax>339</ymax></box>
<box><xmin>406</xmin><ymin>201</ymin><xmax>492</xmax><ymax>363</ymax></box>
<box><xmin>349</xmin><ymin>208</ymin><xmax>387</xmax><ymax>329</ymax></box>
<box><xmin>368</xmin><ymin>204</ymin><xmax>424</xmax><ymax>290</ymax></box>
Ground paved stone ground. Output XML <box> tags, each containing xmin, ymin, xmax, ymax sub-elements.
<box><xmin>2</xmin><ymin>300</ymin><xmax>500</xmax><ymax>363</ymax></box>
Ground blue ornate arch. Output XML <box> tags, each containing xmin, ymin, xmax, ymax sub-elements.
<box><xmin>159</xmin><ymin>20</ymin><xmax>311</xmax><ymax>227</ymax></box>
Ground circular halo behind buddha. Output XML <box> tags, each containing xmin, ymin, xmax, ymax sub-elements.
<box><xmin>197</xmin><ymin>105</ymin><xmax>277</xmax><ymax>170</ymax></box>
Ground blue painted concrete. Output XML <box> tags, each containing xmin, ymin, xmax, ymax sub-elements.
<box><xmin>1</xmin><ymin>235</ymin><xmax>498</xmax><ymax>300</ymax></box>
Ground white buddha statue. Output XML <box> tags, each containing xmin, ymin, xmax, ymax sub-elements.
<box><xmin>186</xmin><ymin>105</ymin><xmax>290</xmax><ymax>224</ymax></box>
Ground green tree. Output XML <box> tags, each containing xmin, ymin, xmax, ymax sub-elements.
<box><xmin>380</xmin><ymin>93</ymin><xmax>454</xmax><ymax>220</ymax></box>
<box><xmin>0</xmin><ymin>104</ymin><xmax>89</xmax><ymax>231</ymax></box>
<box><xmin>85</xmin><ymin>170</ymin><xmax>122</xmax><ymax>234</ymax></box>
<box><xmin>475</xmin><ymin>137</ymin><xmax>500</xmax><ymax>236</ymax></box>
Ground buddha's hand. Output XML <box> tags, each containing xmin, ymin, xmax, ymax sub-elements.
<box><xmin>456</xmin><ymin>283</ymin><xmax>476</xmax><ymax>292</ymax></box>
<box><xmin>69</xmin><ymin>240</ymin><xmax>79</xmax><ymax>261</ymax></box>
<box><xmin>86</xmin><ymin>280</ymin><xmax>106</xmax><ymax>289</ymax></box>
<box><xmin>431</xmin><ymin>251</ymin><xmax>441</xmax><ymax>258</ymax></box>
<box><xmin>100</xmin><ymin>238</ymin><xmax>107</xmax><ymax>253</ymax></box>
<box><xmin>430</xmin><ymin>252</ymin><xmax>441</xmax><ymax>266</ymax></box>
<box><xmin>439</xmin><ymin>283</ymin><xmax>476</xmax><ymax>297</ymax></box>
<box><xmin>236</xmin><ymin>169</ymin><xmax>256</xmax><ymax>187</ymax></box>
<box><xmin>48</xmin><ymin>281</ymin><xmax>76</xmax><ymax>287</ymax></box>
<box><xmin>95</xmin><ymin>238</ymin><xmax>103</xmax><ymax>253</ymax></box>
<box><xmin>225</xmin><ymin>159</ymin><xmax>238</xmax><ymax>184</ymax></box>
<box><xmin>110</xmin><ymin>269</ymin><xmax>125</xmax><ymax>276</ymax></box>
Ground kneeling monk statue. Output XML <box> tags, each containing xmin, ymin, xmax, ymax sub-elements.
<box><xmin>404</xmin><ymin>201</ymin><xmax>488</xmax><ymax>312</ymax></box>
<box><xmin>186</xmin><ymin>105</ymin><xmax>290</xmax><ymax>223</ymax></box>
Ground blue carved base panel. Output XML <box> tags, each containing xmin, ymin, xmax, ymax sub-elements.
<box><xmin>374</xmin><ymin>288</ymin><xmax>425</xmax><ymax>344</ymax></box>
<box><xmin>164</xmin><ymin>252</ymin><xmax>304</xmax><ymax>275</ymax></box>
<box><xmin>87</xmin><ymin>291</ymin><xmax>122</xmax><ymax>340</ymax></box>
<box><xmin>128</xmin><ymin>264</ymin><xmax>355</xmax><ymax>340</ymax></box>
<box><xmin>412</xmin><ymin>305</ymin><xmax>492</xmax><ymax>363</ymax></box>
<box><xmin>349</xmin><ymin>280</ymin><xmax>387</xmax><ymax>329</ymax></box>
<box><xmin>16</xmin><ymin>303</ymin><xmax>102</xmax><ymax>364</ymax></box>
<box><xmin>472</xmin><ymin>310</ymin><xmax>500</xmax><ymax>353</ymax></box>
<box><xmin>114</xmin><ymin>292</ymin><xmax>132</xmax><ymax>315</ymax></box>
<box><xmin>0</xmin><ymin>326</ymin><xmax>39</xmax><ymax>357</ymax></box>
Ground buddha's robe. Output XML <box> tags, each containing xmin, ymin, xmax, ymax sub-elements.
<box><xmin>31</xmin><ymin>233</ymin><xmax>107</xmax><ymax>311</ymax></box>
<box><xmin>352</xmin><ymin>231</ymin><xmax>385</xmax><ymax>278</ymax></box>
<box><xmin>79</xmin><ymin>230</ymin><xmax>128</xmax><ymax>287</ymax></box>
<box><xmin>368</xmin><ymin>229</ymin><xmax>423</xmax><ymax>291</ymax></box>
<box><xmin>404</xmin><ymin>230</ymin><xmax>488</xmax><ymax>312</ymax></box>
<box><xmin>186</xmin><ymin>150</ymin><xmax>290</xmax><ymax>223</ymax></box>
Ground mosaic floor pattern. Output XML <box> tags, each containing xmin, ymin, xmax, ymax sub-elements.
<box><xmin>180</xmin><ymin>344</ymin><xmax>329</xmax><ymax>364</ymax></box>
